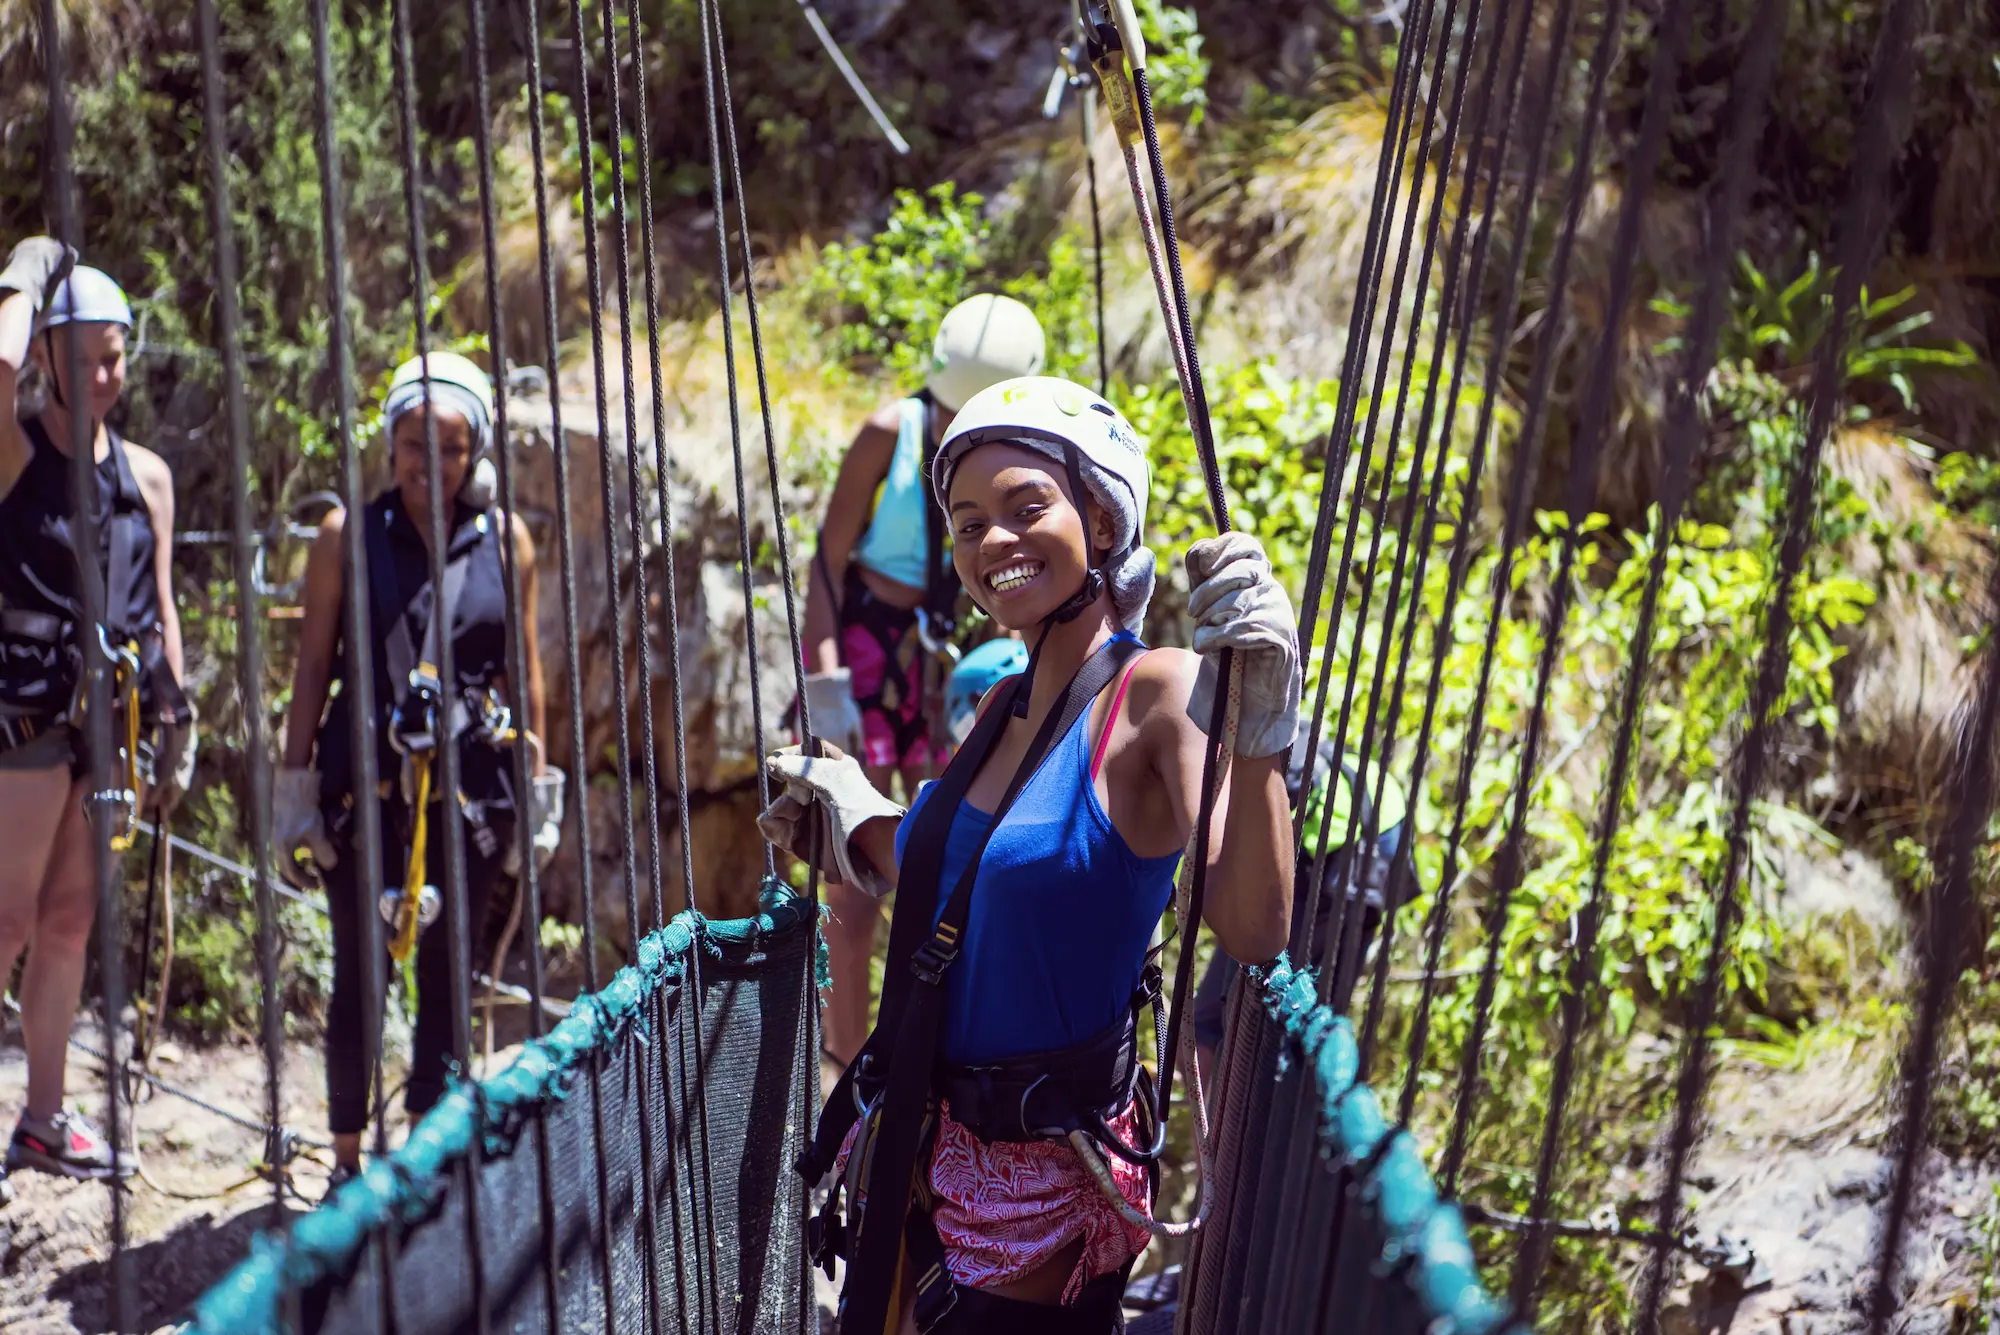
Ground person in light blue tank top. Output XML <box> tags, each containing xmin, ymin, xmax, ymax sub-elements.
<box><xmin>799</xmin><ymin>295</ymin><xmax>1049</xmax><ymax>1067</ymax></box>
<box><xmin>762</xmin><ymin>376</ymin><xmax>1305</xmax><ymax>1324</ymax></box>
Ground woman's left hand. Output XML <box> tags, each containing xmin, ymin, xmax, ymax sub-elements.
<box><xmin>1185</xmin><ymin>532</ymin><xmax>1301</xmax><ymax>759</ymax></box>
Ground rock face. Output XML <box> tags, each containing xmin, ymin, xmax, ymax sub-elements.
<box><xmin>502</xmin><ymin>372</ymin><xmax>831</xmax><ymax>945</ymax></box>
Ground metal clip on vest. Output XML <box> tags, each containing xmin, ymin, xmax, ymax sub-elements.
<box><xmin>385</xmin><ymin>663</ymin><xmax>444</xmax><ymax>963</ymax></box>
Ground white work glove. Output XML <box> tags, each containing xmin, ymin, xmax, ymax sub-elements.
<box><xmin>802</xmin><ymin>669</ymin><xmax>867</xmax><ymax>759</ymax></box>
<box><xmin>757</xmin><ymin>744</ymin><xmax>904</xmax><ymax>898</ymax></box>
<box><xmin>273</xmin><ymin>766</ymin><xmax>337</xmax><ymax>891</ymax></box>
<box><xmin>139</xmin><ymin>707</ymin><xmax>199</xmax><ymax>815</ymax></box>
<box><xmin>0</xmin><ymin>236</ymin><xmax>74</xmax><ymax>311</ymax></box>
<box><xmin>504</xmin><ymin>767</ymin><xmax>567</xmax><ymax>877</ymax></box>
<box><xmin>1185</xmin><ymin>533</ymin><xmax>1302</xmax><ymax>759</ymax></box>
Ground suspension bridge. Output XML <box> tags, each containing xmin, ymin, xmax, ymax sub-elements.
<box><xmin>9</xmin><ymin>0</ymin><xmax>1985</xmax><ymax>1331</ymax></box>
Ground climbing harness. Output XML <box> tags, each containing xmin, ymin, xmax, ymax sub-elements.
<box><xmin>802</xmin><ymin>634</ymin><xmax>1150</xmax><ymax>1334</ymax></box>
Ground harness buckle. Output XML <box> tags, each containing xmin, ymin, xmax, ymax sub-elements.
<box><xmin>472</xmin><ymin>688</ymin><xmax>516</xmax><ymax>746</ymax></box>
<box><xmin>913</xmin><ymin>609</ymin><xmax>960</xmax><ymax>668</ymax></box>
<box><xmin>389</xmin><ymin>665</ymin><xmax>444</xmax><ymax>756</ymax></box>
<box><xmin>909</xmin><ymin>927</ymin><xmax>960</xmax><ymax>986</ymax></box>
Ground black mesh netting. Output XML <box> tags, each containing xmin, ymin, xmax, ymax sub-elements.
<box><xmin>299</xmin><ymin>914</ymin><xmax>818</xmax><ymax>1335</ymax></box>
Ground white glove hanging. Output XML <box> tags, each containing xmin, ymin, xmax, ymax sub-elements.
<box><xmin>273</xmin><ymin>766</ymin><xmax>337</xmax><ymax>890</ymax></box>
<box><xmin>1184</xmin><ymin>533</ymin><xmax>1302</xmax><ymax>759</ymax></box>
<box><xmin>758</xmin><ymin>745</ymin><xmax>904</xmax><ymax>898</ymax></box>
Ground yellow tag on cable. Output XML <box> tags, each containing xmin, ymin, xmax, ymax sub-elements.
<box><xmin>391</xmin><ymin>756</ymin><xmax>430</xmax><ymax>963</ymax></box>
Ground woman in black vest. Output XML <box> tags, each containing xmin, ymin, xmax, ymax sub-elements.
<box><xmin>276</xmin><ymin>352</ymin><xmax>549</xmax><ymax>1185</ymax></box>
<box><xmin>0</xmin><ymin>238</ymin><xmax>189</xmax><ymax>1188</ymax></box>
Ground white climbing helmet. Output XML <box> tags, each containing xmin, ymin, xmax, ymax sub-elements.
<box><xmin>934</xmin><ymin>375</ymin><xmax>1156</xmax><ymax>634</ymax></box>
<box><xmin>383</xmin><ymin>352</ymin><xmax>499</xmax><ymax>506</ymax></box>
<box><xmin>926</xmin><ymin>294</ymin><xmax>1048</xmax><ymax>413</ymax></box>
<box><xmin>41</xmin><ymin>266</ymin><xmax>133</xmax><ymax>330</ymax></box>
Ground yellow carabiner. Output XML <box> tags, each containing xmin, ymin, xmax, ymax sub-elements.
<box><xmin>390</xmin><ymin>756</ymin><xmax>431</xmax><ymax>963</ymax></box>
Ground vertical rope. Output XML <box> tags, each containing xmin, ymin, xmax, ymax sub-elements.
<box><xmin>37</xmin><ymin>3</ymin><xmax>130</xmax><ymax>1327</ymax></box>
<box><xmin>1389</xmin><ymin>0</ymin><xmax>1546</xmax><ymax>1127</ymax></box>
<box><xmin>192</xmin><ymin>0</ymin><xmax>282</xmax><ymax>1225</ymax></box>
<box><xmin>701</xmin><ymin>20</ymin><xmax>825</xmax><ymax>1317</ymax></box>
<box><xmin>612</xmin><ymin>0</ymin><xmax>696</xmax><ymax>1319</ymax></box>
<box><xmin>1081</xmin><ymin>83</ymin><xmax>1108</xmax><ymax>397</ymax></box>
<box><xmin>520</xmin><ymin>0</ymin><xmax>620</xmax><ymax>1323</ymax></box>
<box><xmin>1499</xmin><ymin>0</ymin><xmax>1721</xmax><ymax>1308</ymax></box>
<box><xmin>1616</xmin><ymin>0</ymin><xmax>1810</xmax><ymax>1325</ymax></box>
<box><xmin>386</xmin><ymin>0</ymin><xmax>488</xmax><ymax>1324</ymax></box>
<box><xmin>305</xmin><ymin>3</ymin><xmax>395</xmax><ymax>1317</ymax></box>
<box><xmin>592</xmin><ymin>5</ymin><xmax>672</xmax><ymax>1327</ymax></box>
<box><xmin>465</xmin><ymin>0</ymin><xmax>563</xmax><ymax>1324</ymax></box>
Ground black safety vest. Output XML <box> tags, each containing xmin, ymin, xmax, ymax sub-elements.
<box><xmin>0</xmin><ymin>417</ymin><xmax>176</xmax><ymax>721</ymax></box>
<box><xmin>316</xmin><ymin>491</ymin><xmax>513</xmax><ymax>809</ymax></box>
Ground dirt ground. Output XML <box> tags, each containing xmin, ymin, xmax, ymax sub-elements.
<box><xmin>1664</xmin><ymin>1033</ymin><xmax>1999</xmax><ymax>1335</ymax></box>
<box><xmin>0</xmin><ymin>1018</ymin><xmax>424</xmax><ymax>1335</ymax></box>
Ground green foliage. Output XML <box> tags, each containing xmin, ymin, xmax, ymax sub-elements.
<box><xmin>802</xmin><ymin>183</ymin><xmax>1099</xmax><ymax>389</ymax></box>
<box><xmin>1135</xmin><ymin>0</ymin><xmax>1211</xmax><ymax>126</ymax></box>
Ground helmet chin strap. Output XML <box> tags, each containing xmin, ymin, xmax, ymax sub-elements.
<box><xmin>1012</xmin><ymin>442</ymin><xmax>1124</xmax><ymax>718</ymax></box>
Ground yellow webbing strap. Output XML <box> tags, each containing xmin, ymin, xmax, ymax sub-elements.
<box><xmin>390</xmin><ymin>754</ymin><xmax>431</xmax><ymax>963</ymax></box>
<box><xmin>109</xmin><ymin>640</ymin><xmax>142</xmax><ymax>852</ymax></box>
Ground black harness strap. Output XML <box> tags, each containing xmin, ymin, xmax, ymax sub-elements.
<box><xmin>836</xmin><ymin>632</ymin><xmax>1145</xmax><ymax>1335</ymax></box>
<box><xmin>365</xmin><ymin>502</ymin><xmax>485</xmax><ymax>732</ymax></box>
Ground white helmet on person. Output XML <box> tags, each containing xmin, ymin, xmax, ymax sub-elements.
<box><xmin>383</xmin><ymin>351</ymin><xmax>499</xmax><ymax>506</ymax></box>
<box><xmin>926</xmin><ymin>294</ymin><xmax>1048</xmax><ymax>413</ymax></box>
<box><xmin>934</xmin><ymin>375</ymin><xmax>1155</xmax><ymax>635</ymax></box>
<box><xmin>40</xmin><ymin>265</ymin><xmax>133</xmax><ymax>331</ymax></box>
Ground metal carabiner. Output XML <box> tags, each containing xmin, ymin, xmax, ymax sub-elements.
<box><xmin>913</xmin><ymin>609</ymin><xmax>961</xmax><ymax>669</ymax></box>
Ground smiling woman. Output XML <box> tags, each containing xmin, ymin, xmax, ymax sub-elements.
<box><xmin>0</xmin><ymin>240</ymin><xmax>192</xmax><ymax>1191</ymax></box>
<box><xmin>761</xmin><ymin>375</ymin><xmax>1301</xmax><ymax>1333</ymax></box>
<box><xmin>272</xmin><ymin>351</ymin><xmax>554</xmax><ymax>1188</ymax></box>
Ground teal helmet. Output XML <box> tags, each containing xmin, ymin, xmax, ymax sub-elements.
<box><xmin>947</xmin><ymin>637</ymin><xmax>1030</xmax><ymax>743</ymax></box>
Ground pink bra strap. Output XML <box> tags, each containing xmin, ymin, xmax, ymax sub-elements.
<box><xmin>1090</xmin><ymin>654</ymin><xmax>1147</xmax><ymax>783</ymax></box>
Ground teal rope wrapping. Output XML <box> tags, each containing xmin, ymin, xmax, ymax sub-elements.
<box><xmin>188</xmin><ymin>892</ymin><xmax>820</xmax><ymax>1335</ymax></box>
<box><xmin>1248</xmin><ymin>955</ymin><xmax>1504</xmax><ymax>1335</ymax></box>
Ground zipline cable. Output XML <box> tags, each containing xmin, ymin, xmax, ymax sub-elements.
<box><xmin>793</xmin><ymin>0</ymin><xmax>911</xmax><ymax>156</ymax></box>
<box><xmin>194</xmin><ymin>0</ymin><xmax>284</xmax><ymax>1229</ymax></box>
<box><xmin>521</xmin><ymin>0</ymin><xmax>622</xmax><ymax>1324</ymax></box>
<box><xmin>39</xmin><ymin>1</ymin><xmax>133</xmax><ymax>1325</ymax></box>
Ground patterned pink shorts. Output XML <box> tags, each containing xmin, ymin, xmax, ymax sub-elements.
<box><xmin>838</xmin><ymin>1099</ymin><xmax>1154</xmax><ymax>1303</ymax></box>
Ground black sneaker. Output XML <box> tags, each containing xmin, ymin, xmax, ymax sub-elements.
<box><xmin>7</xmin><ymin>1109</ymin><xmax>136</xmax><ymax>1181</ymax></box>
<box><xmin>321</xmin><ymin>1161</ymin><xmax>361</xmax><ymax>1202</ymax></box>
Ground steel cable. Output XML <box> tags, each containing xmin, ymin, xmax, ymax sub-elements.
<box><xmin>520</xmin><ymin>0</ymin><xmax>621</xmax><ymax>1323</ymax></box>
<box><xmin>38</xmin><ymin>3</ymin><xmax>132</xmax><ymax>1326</ymax></box>
<box><xmin>193</xmin><ymin>0</ymin><xmax>284</xmax><ymax>1228</ymax></box>
<box><xmin>462</xmin><ymin>0</ymin><xmax>572</xmax><ymax>1324</ymax></box>
<box><xmin>592</xmin><ymin>6</ymin><xmax>673</xmax><ymax>1327</ymax></box>
<box><xmin>386</xmin><ymin>0</ymin><xmax>491</xmax><ymax>1324</ymax></box>
<box><xmin>613</xmin><ymin>0</ymin><xmax>697</xmax><ymax>1320</ymax></box>
<box><xmin>700</xmin><ymin>17</ymin><xmax>824</xmax><ymax>1323</ymax></box>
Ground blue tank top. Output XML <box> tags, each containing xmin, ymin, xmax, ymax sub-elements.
<box><xmin>895</xmin><ymin>671</ymin><xmax>1182</xmax><ymax>1064</ymax></box>
<box><xmin>850</xmin><ymin>398</ymin><xmax>931</xmax><ymax>590</ymax></box>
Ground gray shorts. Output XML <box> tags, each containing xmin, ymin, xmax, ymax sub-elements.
<box><xmin>0</xmin><ymin>723</ymin><xmax>81</xmax><ymax>776</ymax></box>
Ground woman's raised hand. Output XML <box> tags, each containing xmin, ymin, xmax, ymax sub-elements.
<box><xmin>1184</xmin><ymin>533</ymin><xmax>1302</xmax><ymax>759</ymax></box>
<box><xmin>758</xmin><ymin>744</ymin><xmax>905</xmax><ymax>898</ymax></box>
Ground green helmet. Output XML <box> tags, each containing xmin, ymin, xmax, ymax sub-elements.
<box><xmin>1296</xmin><ymin>747</ymin><xmax>1410</xmax><ymax>854</ymax></box>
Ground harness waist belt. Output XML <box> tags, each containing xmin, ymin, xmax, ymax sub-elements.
<box><xmin>0</xmin><ymin>609</ymin><xmax>67</xmax><ymax>644</ymax></box>
<box><xmin>931</xmin><ymin>1006</ymin><xmax>1144</xmax><ymax>1143</ymax></box>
